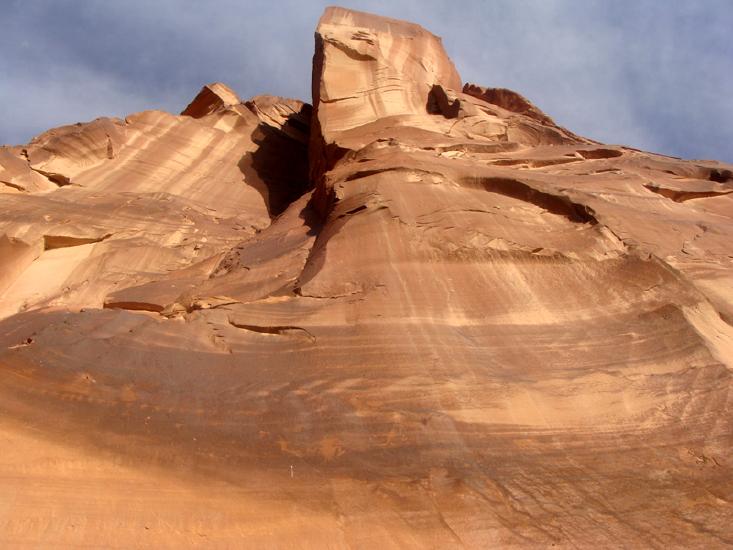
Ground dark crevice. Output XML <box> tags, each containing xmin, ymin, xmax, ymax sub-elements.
<box><xmin>103</xmin><ymin>301</ymin><xmax>164</xmax><ymax>313</ymax></box>
<box><xmin>577</xmin><ymin>148</ymin><xmax>623</xmax><ymax>160</ymax></box>
<box><xmin>16</xmin><ymin>148</ymin><xmax>72</xmax><ymax>187</ymax></box>
<box><xmin>227</xmin><ymin>320</ymin><xmax>316</xmax><ymax>342</ymax></box>
<box><xmin>709</xmin><ymin>169</ymin><xmax>732</xmax><ymax>183</ymax></box>
<box><xmin>345</xmin><ymin>169</ymin><xmax>391</xmax><ymax>182</ymax></box>
<box><xmin>43</xmin><ymin>233</ymin><xmax>111</xmax><ymax>251</ymax></box>
<box><xmin>427</xmin><ymin>84</ymin><xmax>460</xmax><ymax>119</ymax></box>
<box><xmin>1</xmin><ymin>180</ymin><xmax>25</xmax><ymax>191</ymax></box>
<box><xmin>344</xmin><ymin>205</ymin><xmax>367</xmax><ymax>215</ymax></box>
<box><xmin>345</xmin><ymin>166</ymin><xmax>444</xmax><ymax>182</ymax></box>
<box><xmin>463</xmin><ymin>177</ymin><xmax>598</xmax><ymax>224</ymax></box>
<box><xmin>238</xmin><ymin>103</ymin><xmax>313</xmax><ymax>218</ymax></box>
<box><xmin>323</xmin><ymin>37</ymin><xmax>377</xmax><ymax>62</ymax></box>
<box><xmin>644</xmin><ymin>184</ymin><xmax>733</xmax><ymax>203</ymax></box>
<box><xmin>30</xmin><ymin>167</ymin><xmax>72</xmax><ymax>186</ymax></box>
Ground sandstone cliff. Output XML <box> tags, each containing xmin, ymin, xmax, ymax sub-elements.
<box><xmin>0</xmin><ymin>7</ymin><xmax>731</xmax><ymax>548</ymax></box>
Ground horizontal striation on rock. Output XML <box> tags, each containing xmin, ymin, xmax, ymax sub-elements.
<box><xmin>0</xmin><ymin>6</ymin><xmax>732</xmax><ymax>549</ymax></box>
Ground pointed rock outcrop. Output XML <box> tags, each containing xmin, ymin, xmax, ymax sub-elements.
<box><xmin>313</xmin><ymin>6</ymin><xmax>461</xmax><ymax>134</ymax></box>
<box><xmin>181</xmin><ymin>81</ymin><xmax>241</xmax><ymax>118</ymax></box>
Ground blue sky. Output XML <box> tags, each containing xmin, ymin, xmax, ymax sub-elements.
<box><xmin>1</xmin><ymin>0</ymin><xmax>731</xmax><ymax>162</ymax></box>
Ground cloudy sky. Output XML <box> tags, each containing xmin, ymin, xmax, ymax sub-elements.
<box><xmin>1</xmin><ymin>0</ymin><xmax>731</xmax><ymax>162</ymax></box>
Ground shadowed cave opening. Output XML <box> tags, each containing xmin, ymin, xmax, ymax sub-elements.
<box><xmin>237</xmin><ymin>103</ymin><xmax>314</xmax><ymax>218</ymax></box>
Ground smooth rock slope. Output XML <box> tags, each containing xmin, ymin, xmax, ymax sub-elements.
<box><xmin>0</xmin><ymin>6</ymin><xmax>732</xmax><ymax>548</ymax></box>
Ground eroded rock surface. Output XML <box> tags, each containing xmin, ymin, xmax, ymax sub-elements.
<box><xmin>0</xmin><ymin>6</ymin><xmax>732</xmax><ymax>548</ymax></box>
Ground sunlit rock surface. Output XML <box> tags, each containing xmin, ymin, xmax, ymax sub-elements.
<box><xmin>0</xmin><ymin>6</ymin><xmax>732</xmax><ymax>548</ymax></box>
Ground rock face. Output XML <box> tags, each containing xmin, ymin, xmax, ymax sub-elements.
<box><xmin>181</xmin><ymin>82</ymin><xmax>242</xmax><ymax>118</ymax></box>
<box><xmin>1</xmin><ymin>7</ymin><xmax>732</xmax><ymax>549</ymax></box>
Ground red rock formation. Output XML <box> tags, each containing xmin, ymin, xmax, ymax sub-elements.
<box><xmin>0</xmin><ymin>7</ymin><xmax>731</xmax><ymax>548</ymax></box>
<box><xmin>181</xmin><ymin>81</ymin><xmax>241</xmax><ymax>118</ymax></box>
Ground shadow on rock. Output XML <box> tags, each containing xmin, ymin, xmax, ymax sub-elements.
<box><xmin>238</xmin><ymin>104</ymin><xmax>312</xmax><ymax>218</ymax></box>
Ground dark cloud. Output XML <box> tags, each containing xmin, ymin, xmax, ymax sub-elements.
<box><xmin>1</xmin><ymin>0</ymin><xmax>731</xmax><ymax>161</ymax></box>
